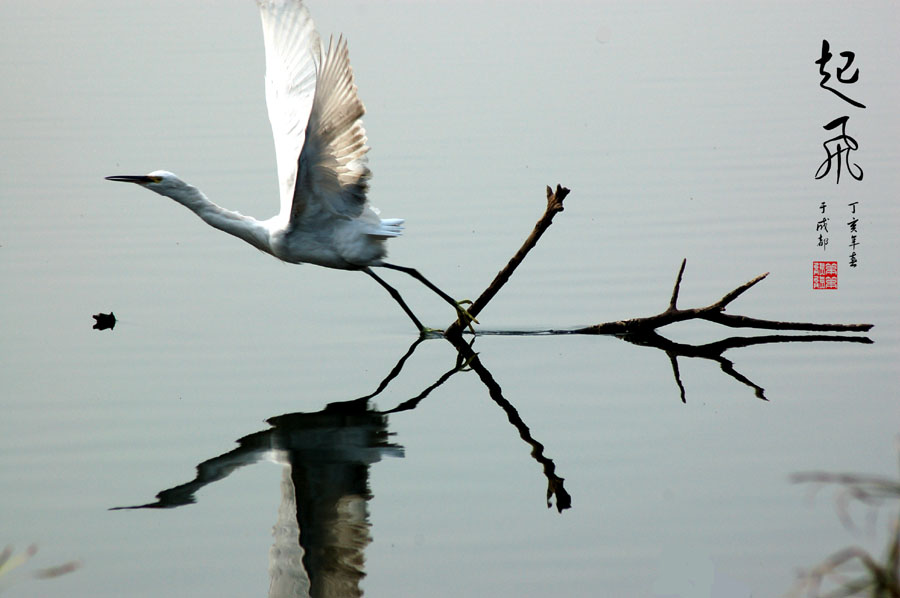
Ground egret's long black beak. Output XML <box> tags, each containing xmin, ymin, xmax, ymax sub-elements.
<box><xmin>105</xmin><ymin>175</ymin><xmax>154</xmax><ymax>184</ymax></box>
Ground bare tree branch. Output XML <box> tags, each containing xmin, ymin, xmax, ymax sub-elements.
<box><xmin>438</xmin><ymin>185</ymin><xmax>872</xmax><ymax>339</ymax></box>
<box><xmin>574</xmin><ymin>261</ymin><xmax>872</xmax><ymax>335</ymax></box>
<box><xmin>445</xmin><ymin>185</ymin><xmax>570</xmax><ymax>338</ymax></box>
<box><xmin>669</xmin><ymin>258</ymin><xmax>687</xmax><ymax>310</ymax></box>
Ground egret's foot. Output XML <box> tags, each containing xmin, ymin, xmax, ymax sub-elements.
<box><xmin>454</xmin><ymin>299</ymin><xmax>478</xmax><ymax>333</ymax></box>
<box><xmin>457</xmin><ymin>350</ymin><xmax>478</xmax><ymax>371</ymax></box>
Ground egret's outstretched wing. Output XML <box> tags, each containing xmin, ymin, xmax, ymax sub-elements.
<box><xmin>257</xmin><ymin>0</ymin><xmax>321</xmax><ymax>220</ymax></box>
<box><xmin>291</xmin><ymin>35</ymin><xmax>371</xmax><ymax>224</ymax></box>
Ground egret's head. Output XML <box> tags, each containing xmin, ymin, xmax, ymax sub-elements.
<box><xmin>105</xmin><ymin>170</ymin><xmax>184</xmax><ymax>190</ymax></box>
<box><xmin>105</xmin><ymin>170</ymin><xmax>202</xmax><ymax>203</ymax></box>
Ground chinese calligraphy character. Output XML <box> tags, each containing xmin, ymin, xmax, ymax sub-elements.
<box><xmin>815</xmin><ymin>116</ymin><xmax>863</xmax><ymax>183</ymax></box>
<box><xmin>811</xmin><ymin>40</ymin><xmax>866</xmax><ymax>276</ymax></box>
<box><xmin>816</xmin><ymin>203</ymin><xmax>829</xmax><ymax>251</ymax></box>
<box><xmin>847</xmin><ymin>202</ymin><xmax>859</xmax><ymax>268</ymax></box>
<box><xmin>815</xmin><ymin>40</ymin><xmax>866</xmax><ymax>108</ymax></box>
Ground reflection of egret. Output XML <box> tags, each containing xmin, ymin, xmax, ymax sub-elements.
<box><xmin>112</xmin><ymin>399</ymin><xmax>403</xmax><ymax>598</ymax></box>
<box><xmin>106</xmin><ymin>0</ymin><xmax>469</xmax><ymax>332</ymax></box>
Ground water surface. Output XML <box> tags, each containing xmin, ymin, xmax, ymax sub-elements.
<box><xmin>1</xmin><ymin>2</ymin><xmax>898</xmax><ymax>597</ymax></box>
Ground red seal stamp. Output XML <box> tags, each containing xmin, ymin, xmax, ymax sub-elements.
<box><xmin>813</xmin><ymin>261</ymin><xmax>838</xmax><ymax>290</ymax></box>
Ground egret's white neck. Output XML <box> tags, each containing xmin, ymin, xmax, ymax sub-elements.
<box><xmin>161</xmin><ymin>182</ymin><xmax>272</xmax><ymax>254</ymax></box>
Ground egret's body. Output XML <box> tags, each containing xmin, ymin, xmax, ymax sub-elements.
<box><xmin>107</xmin><ymin>0</ymin><xmax>466</xmax><ymax>332</ymax></box>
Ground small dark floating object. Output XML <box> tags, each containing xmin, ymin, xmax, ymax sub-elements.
<box><xmin>92</xmin><ymin>312</ymin><xmax>116</xmax><ymax>330</ymax></box>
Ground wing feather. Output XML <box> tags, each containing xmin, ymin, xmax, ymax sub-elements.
<box><xmin>256</xmin><ymin>0</ymin><xmax>321</xmax><ymax>220</ymax></box>
<box><xmin>291</xmin><ymin>35</ymin><xmax>371</xmax><ymax>224</ymax></box>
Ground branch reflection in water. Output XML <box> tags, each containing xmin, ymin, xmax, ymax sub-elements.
<box><xmin>110</xmin><ymin>337</ymin><xmax>571</xmax><ymax>597</ymax></box>
<box><xmin>108</xmin><ymin>325</ymin><xmax>868</xmax><ymax>596</ymax></box>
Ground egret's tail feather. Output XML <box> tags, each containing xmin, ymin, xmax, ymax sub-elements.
<box><xmin>377</xmin><ymin>218</ymin><xmax>404</xmax><ymax>237</ymax></box>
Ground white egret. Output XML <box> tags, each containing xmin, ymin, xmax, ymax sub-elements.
<box><xmin>107</xmin><ymin>0</ymin><xmax>470</xmax><ymax>333</ymax></box>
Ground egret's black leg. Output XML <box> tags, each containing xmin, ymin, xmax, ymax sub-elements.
<box><xmin>380</xmin><ymin>263</ymin><xmax>476</xmax><ymax>329</ymax></box>
<box><xmin>380</xmin><ymin>263</ymin><xmax>459</xmax><ymax>308</ymax></box>
<box><xmin>363</xmin><ymin>267</ymin><xmax>424</xmax><ymax>332</ymax></box>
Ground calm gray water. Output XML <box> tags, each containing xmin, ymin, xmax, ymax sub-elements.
<box><xmin>2</xmin><ymin>2</ymin><xmax>898</xmax><ymax>597</ymax></box>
